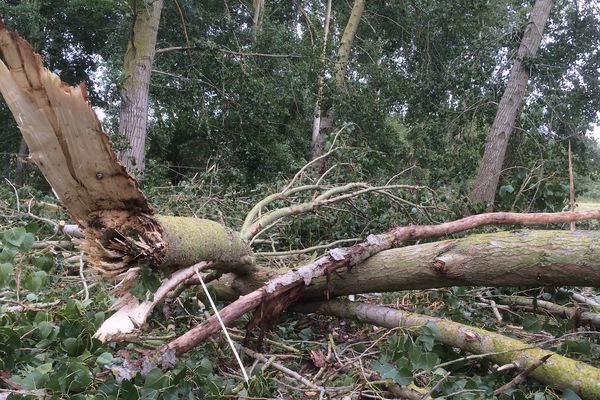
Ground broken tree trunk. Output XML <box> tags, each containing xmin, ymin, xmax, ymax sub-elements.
<box><xmin>293</xmin><ymin>300</ymin><xmax>600</xmax><ymax>399</ymax></box>
<box><xmin>0</xmin><ymin>24</ymin><xmax>253</xmax><ymax>339</ymax></box>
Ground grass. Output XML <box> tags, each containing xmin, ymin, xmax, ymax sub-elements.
<box><xmin>576</xmin><ymin>197</ymin><xmax>600</xmax><ymax>211</ymax></box>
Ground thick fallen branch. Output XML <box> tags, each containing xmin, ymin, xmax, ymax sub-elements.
<box><xmin>493</xmin><ymin>296</ymin><xmax>600</xmax><ymax>329</ymax></box>
<box><xmin>228</xmin><ymin>230</ymin><xmax>600</xmax><ymax>298</ymax></box>
<box><xmin>158</xmin><ymin>211</ymin><xmax>600</xmax><ymax>356</ymax></box>
<box><xmin>293</xmin><ymin>300</ymin><xmax>600</xmax><ymax>399</ymax></box>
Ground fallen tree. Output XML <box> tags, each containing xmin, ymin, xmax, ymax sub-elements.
<box><xmin>293</xmin><ymin>300</ymin><xmax>600</xmax><ymax>399</ymax></box>
<box><xmin>2</xmin><ymin>24</ymin><xmax>600</xmax><ymax>398</ymax></box>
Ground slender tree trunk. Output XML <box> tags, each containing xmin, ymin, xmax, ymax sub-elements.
<box><xmin>252</xmin><ymin>0</ymin><xmax>265</xmax><ymax>38</ymax></box>
<box><xmin>14</xmin><ymin>139</ymin><xmax>28</xmax><ymax>187</ymax></box>
<box><xmin>310</xmin><ymin>0</ymin><xmax>365</xmax><ymax>165</ymax></box>
<box><xmin>310</xmin><ymin>0</ymin><xmax>332</xmax><ymax>163</ymax></box>
<box><xmin>333</xmin><ymin>0</ymin><xmax>365</xmax><ymax>89</ymax></box>
<box><xmin>117</xmin><ymin>0</ymin><xmax>164</xmax><ymax>174</ymax></box>
<box><xmin>470</xmin><ymin>0</ymin><xmax>554</xmax><ymax>206</ymax></box>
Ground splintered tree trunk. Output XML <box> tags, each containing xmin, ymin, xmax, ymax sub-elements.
<box><xmin>310</xmin><ymin>0</ymin><xmax>364</xmax><ymax>165</ymax></box>
<box><xmin>470</xmin><ymin>0</ymin><xmax>554</xmax><ymax>206</ymax></box>
<box><xmin>117</xmin><ymin>0</ymin><xmax>164</xmax><ymax>174</ymax></box>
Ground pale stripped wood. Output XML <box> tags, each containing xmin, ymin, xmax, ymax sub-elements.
<box><xmin>0</xmin><ymin>25</ymin><xmax>151</xmax><ymax>231</ymax></box>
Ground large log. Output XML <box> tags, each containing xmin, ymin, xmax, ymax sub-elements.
<box><xmin>227</xmin><ymin>230</ymin><xmax>600</xmax><ymax>298</ymax></box>
<box><xmin>294</xmin><ymin>300</ymin><xmax>600</xmax><ymax>399</ymax></box>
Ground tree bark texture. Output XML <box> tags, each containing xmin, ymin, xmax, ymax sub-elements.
<box><xmin>294</xmin><ymin>300</ymin><xmax>600</xmax><ymax>399</ymax></box>
<box><xmin>470</xmin><ymin>0</ymin><xmax>554</xmax><ymax>206</ymax></box>
<box><xmin>117</xmin><ymin>0</ymin><xmax>164</xmax><ymax>173</ymax></box>
<box><xmin>14</xmin><ymin>138</ymin><xmax>28</xmax><ymax>187</ymax></box>
<box><xmin>161</xmin><ymin>211</ymin><xmax>600</xmax><ymax>356</ymax></box>
<box><xmin>310</xmin><ymin>0</ymin><xmax>332</xmax><ymax>163</ymax></box>
<box><xmin>224</xmin><ymin>230</ymin><xmax>600</xmax><ymax>299</ymax></box>
<box><xmin>333</xmin><ymin>0</ymin><xmax>365</xmax><ymax>89</ymax></box>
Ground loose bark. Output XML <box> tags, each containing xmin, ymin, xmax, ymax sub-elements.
<box><xmin>228</xmin><ymin>230</ymin><xmax>600</xmax><ymax>299</ymax></box>
<box><xmin>117</xmin><ymin>0</ymin><xmax>164</xmax><ymax>173</ymax></box>
<box><xmin>293</xmin><ymin>300</ymin><xmax>600</xmax><ymax>399</ymax></box>
<box><xmin>470</xmin><ymin>0</ymin><xmax>554</xmax><ymax>205</ymax></box>
<box><xmin>160</xmin><ymin>211</ymin><xmax>600</xmax><ymax>356</ymax></box>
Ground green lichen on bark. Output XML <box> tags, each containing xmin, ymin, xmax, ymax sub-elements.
<box><xmin>157</xmin><ymin>215</ymin><xmax>252</xmax><ymax>268</ymax></box>
<box><xmin>298</xmin><ymin>301</ymin><xmax>600</xmax><ymax>399</ymax></box>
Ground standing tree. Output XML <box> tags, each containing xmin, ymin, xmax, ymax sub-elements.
<box><xmin>470</xmin><ymin>0</ymin><xmax>554</xmax><ymax>207</ymax></box>
<box><xmin>117</xmin><ymin>0</ymin><xmax>164</xmax><ymax>173</ymax></box>
<box><xmin>310</xmin><ymin>0</ymin><xmax>365</xmax><ymax>167</ymax></box>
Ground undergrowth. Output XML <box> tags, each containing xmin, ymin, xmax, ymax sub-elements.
<box><xmin>0</xmin><ymin>182</ymin><xmax>598</xmax><ymax>399</ymax></box>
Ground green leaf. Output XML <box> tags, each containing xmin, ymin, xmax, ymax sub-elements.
<box><xmin>63</xmin><ymin>362</ymin><xmax>92</xmax><ymax>393</ymax></box>
<box><xmin>32</xmin><ymin>255</ymin><xmax>55</xmax><ymax>272</ymax></box>
<box><xmin>372</xmin><ymin>360</ymin><xmax>413</xmax><ymax>386</ymax></box>
<box><xmin>20</xmin><ymin>232</ymin><xmax>35</xmax><ymax>251</ymax></box>
<box><xmin>20</xmin><ymin>368</ymin><xmax>49</xmax><ymax>390</ymax></box>
<box><xmin>130</xmin><ymin>268</ymin><xmax>161</xmax><ymax>299</ymax></box>
<box><xmin>23</xmin><ymin>270</ymin><xmax>48</xmax><ymax>292</ymax></box>
<box><xmin>0</xmin><ymin>263</ymin><xmax>14</xmax><ymax>287</ymax></box>
<box><xmin>562</xmin><ymin>389</ymin><xmax>582</xmax><ymax>400</ymax></box>
<box><xmin>0</xmin><ymin>247</ymin><xmax>18</xmax><ymax>262</ymax></box>
<box><xmin>96</xmin><ymin>352</ymin><xmax>114</xmax><ymax>366</ymax></box>
<box><xmin>562</xmin><ymin>340</ymin><xmax>591</xmax><ymax>355</ymax></box>
<box><xmin>522</xmin><ymin>315</ymin><xmax>542</xmax><ymax>333</ymax></box>
<box><xmin>144</xmin><ymin>368</ymin><xmax>168</xmax><ymax>390</ymax></box>
<box><xmin>4</xmin><ymin>227</ymin><xmax>27</xmax><ymax>246</ymax></box>
<box><xmin>119</xmin><ymin>379</ymin><xmax>140</xmax><ymax>400</ymax></box>
<box><xmin>63</xmin><ymin>336</ymin><xmax>86</xmax><ymax>356</ymax></box>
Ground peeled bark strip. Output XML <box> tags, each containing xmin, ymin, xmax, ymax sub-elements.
<box><xmin>229</xmin><ymin>230</ymin><xmax>600</xmax><ymax>299</ymax></box>
<box><xmin>294</xmin><ymin>300</ymin><xmax>600</xmax><ymax>399</ymax></box>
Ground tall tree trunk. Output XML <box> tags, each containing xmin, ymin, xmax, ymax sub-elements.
<box><xmin>333</xmin><ymin>0</ymin><xmax>365</xmax><ymax>89</ymax></box>
<box><xmin>310</xmin><ymin>0</ymin><xmax>365</xmax><ymax>166</ymax></box>
<box><xmin>252</xmin><ymin>0</ymin><xmax>265</xmax><ymax>38</ymax></box>
<box><xmin>310</xmin><ymin>0</ymin><xmax>332</xmax><ymax>163</ymax></box>
<box><xmin>470</xmin><ymin>0</ymin><xmax>554</xmax><ymax>206</ymax></box>
<box><xmin>14</xmin><ymin>139</ymin><xmax>28</xmax><ymax>187</ymax></box>
<box><xmin>117</xmin><ymin>0</ymin><xmax>164</xmax><ymax>174</ymax></box>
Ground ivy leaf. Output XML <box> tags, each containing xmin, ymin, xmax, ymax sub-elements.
<box><xmin>0</xmin><ymin>263</ymin><xmax>14</xmax><ymax>287</ymax></box>
<box><xmin>23</xmin><ymin>270</ymin><xmax>48</xmax><ymax>292</ymax></box>
<box><xmin>372</xmin><ymin>360</ymin><xmax>413</xmax><ymax>386</ymax></box>
<box><xmin>96</xmin><ymin>352</ymin><xmax>114</xmax><ymax>366</ymax></box>
<box><xmin>4</xmin><ymin>227</ymin><xmax>27</xmax><ymax>246</ymax></box>
<box><xmin>522</xmin><ymin>315</ymin><xmax>541</xmax><ymax>333</ymax></box>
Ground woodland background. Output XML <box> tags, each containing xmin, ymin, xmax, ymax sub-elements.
<box><xmin>0</xmin><ymin>0</ymin><xmax>600</xmax><ymax>399</ymax></box>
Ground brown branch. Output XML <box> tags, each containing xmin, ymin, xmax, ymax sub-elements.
<box><xmin>493</xmin><ymin>354</ymin><xmax>552</xmax><ymax>395</ymax></box>
<box><xmin>158</xmin><ymin>210</ymin><xmax>600</xmax><ymax>357</ymax></box>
